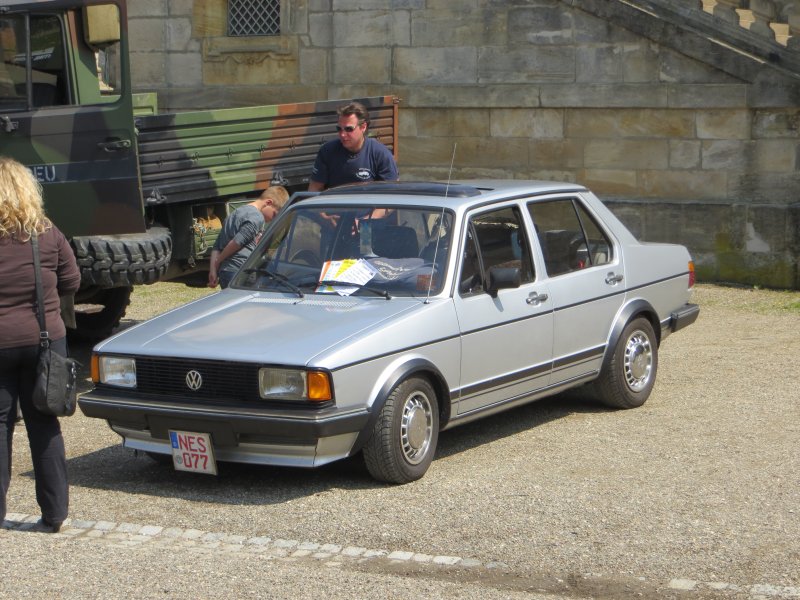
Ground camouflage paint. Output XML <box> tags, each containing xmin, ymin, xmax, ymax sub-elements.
<box><xmin>1</xmin><ymin>0</ymin><xmax>143</xmax><ymax>239</ymax></box>
<box><xmin>137</xmin><ymin>96</ymin><xmax>399</xmax><ymax>205</ymax></box>
<box><xmin>2</xmin><ymin>0</ymin><xmax>399</xmax><ymax>277</ymax></box>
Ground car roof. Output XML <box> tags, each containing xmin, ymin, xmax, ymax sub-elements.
<box><xmin>291</xmin><ymin>180</ymin><xmax>589</xmax><ymax>211</ymax></box>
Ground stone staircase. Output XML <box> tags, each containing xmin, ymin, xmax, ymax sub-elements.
<box><xmin>571</xmin><ymin>0</ymin><xmax>800</xmax><ymax>79</ymax></box>
<box><xmin>701</xmin><ymin>0</ymin><xmax>796</xmax><ymax>46</ymax></box>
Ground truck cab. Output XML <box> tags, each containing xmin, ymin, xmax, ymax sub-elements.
<box><xmin>1</xmin><ymin>2</ymin><xmax>142</xmax><ymax>239</ymax></box>
<box><xmin>1</xmin><ymin>0</ymin><xmax>399</xmax><ymax>340</ymax></box>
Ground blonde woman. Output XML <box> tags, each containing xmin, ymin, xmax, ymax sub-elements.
<box><xmin>0</xmin><ymin>156</ymin><xmax>80</xmax><ymax>533</ymax></box>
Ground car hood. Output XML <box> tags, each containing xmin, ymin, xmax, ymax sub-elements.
<box><xmin>95</xmin><ymin>291</ymin><xmax>425</xmax><ymax>366</ymax></box>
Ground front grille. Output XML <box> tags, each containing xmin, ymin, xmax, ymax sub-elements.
<box><xmin>135</xmin><ymin>357</ymin><xmax>260</xmax><ymax>402</ymax></box>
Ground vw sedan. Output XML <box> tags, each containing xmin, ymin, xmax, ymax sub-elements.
<box><xmin>79</xmin><ymin>181</ymin><xmax>699</xmax><ymax>483</ymax></box>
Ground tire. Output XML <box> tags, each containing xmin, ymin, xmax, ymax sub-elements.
<box><xmin>363</xmin><ymin>377</ymin><xmax>439</xmax><ymax>484</ymax></box>
<box><xmin>592</xmin><ymin>317</ymin><xmax>658</xmax><ymax>409</ymax></box>
<box><xmin>71</xmin><ymin>286</ymin><xmax>132</xmax><ymax>341</ymax></box>
<box><xmin>71</xmin><ymin>226</ymin><xmax>172</xmax><ymax>288</ymax></box>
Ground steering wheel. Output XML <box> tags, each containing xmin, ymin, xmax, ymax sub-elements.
<box><xmin>289</xmin><ymin>249</ymin><xmax>322</xmax><ymax>268</ymax></box>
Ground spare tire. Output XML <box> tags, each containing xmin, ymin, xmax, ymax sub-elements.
<box><xmin>71</xmin><ymin>227</ymin><xmax>172</xmax><ymax>288</ymax></box>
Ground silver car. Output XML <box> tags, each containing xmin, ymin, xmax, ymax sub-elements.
<box><xmin>80</xmin><ymin>181</ymin><xmax>699</xmax><ymax>483</ymax></box>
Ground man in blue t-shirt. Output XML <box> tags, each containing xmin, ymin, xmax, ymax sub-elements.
<box><xmin>308</xmin><ymin>101</ymin><xmax>398</xmax><ymax>191</ymax></box>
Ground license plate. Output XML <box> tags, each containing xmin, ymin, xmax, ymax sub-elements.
<box><xmin>169</xmin><ymin>430</ymin><xmax>217</xmax><ymax>475</ymax></box>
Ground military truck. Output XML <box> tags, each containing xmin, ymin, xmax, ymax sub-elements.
<box><xmin>0</xmin><ymin>0</ymin><xmax>399</xmax><ymax>339</ymax></box>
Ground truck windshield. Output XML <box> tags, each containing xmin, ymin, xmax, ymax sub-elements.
<box><xmin>0</xmin><ymin>8</ymin><xmax>121</xmax><ymax>111</ymax></box>
<box><xmin>1</xmin><ymin>14</ymin><xmax>68</xmax><ymax>109</ymax></box>
<box><xmin>232</xmin><ymin>205</ymin><xmax>454</xmax><ymax>298</ymax></box>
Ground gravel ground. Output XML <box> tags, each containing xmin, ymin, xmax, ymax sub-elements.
<box><xmin>1</xmin><ymin>283</ymin><xmax>798</xmax><ymax>599</ymax></box>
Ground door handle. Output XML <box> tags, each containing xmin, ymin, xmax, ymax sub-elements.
<box><xmin>97</xmin><ymin>139</ymin><xmax>132</xmax><ymax>152</ymax></box>
<box><xmin>526</xmin><ymin>291</ymin><xmax>549</xmax><ymax>305</ymax></box>
<box><xmin>605</xmin><ymin>272</ymin><xmax>624</xmax><ymax>285</ymax></box>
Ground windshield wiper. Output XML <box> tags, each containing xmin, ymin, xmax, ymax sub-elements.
<box><xmin>242</xmin><ymin>268</ymin><xmax>304</xmax><ymax>298</ymax></box>
<box><xmin>318</xmin><ymin>279</ymin><xmax>391</xmax><ymax>300</ymax></box>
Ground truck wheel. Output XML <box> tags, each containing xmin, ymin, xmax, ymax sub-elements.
<box><xmin>363</xmin><ymin>377</ymin><xmax>439</xmax><ymax>484</ymax></box>
<box><xmin>592</xmin><ymin>317</ymin><xmax>658</xmax><ymax>409</ymax></box>
<box><xmin>71</xmin><ymin>227</ymin><xmax>172</xmax><ymax>288</ymax></box>
<box><xmin>71</xmin><ymin>286</ymin><xmax>132</xmax><ymax>341</ymax></box>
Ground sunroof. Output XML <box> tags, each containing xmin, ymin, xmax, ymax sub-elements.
<box><xmin>321</xmin><ymin>181</ymin><xmax>482</xmax><ymax>197</ymax></box>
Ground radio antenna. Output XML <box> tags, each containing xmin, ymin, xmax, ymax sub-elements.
<box><xmin>425</xmin><ymin>143</ymin><xmax>457</xmax><ymax>303</ymax></box>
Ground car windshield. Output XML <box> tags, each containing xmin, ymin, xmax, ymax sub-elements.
<box><xmin>232</xmin><ymin>204</ymin><xmax>454</xmax><ymax>298</ymax></box>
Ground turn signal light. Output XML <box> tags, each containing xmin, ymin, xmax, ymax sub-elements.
<box><xmin>688</xmin><ymin>261</ymin><xmax>696</xmax><ymax>288</ymax></box>
<box><xmin>90</xmin><ymin>354</ymin><xmax>100</xmax><ymax>383</ymax></box>
<box><xmin>307</xmin><ymin>371</ymin><xmax>332</xmax><ymax>402</ymax></box>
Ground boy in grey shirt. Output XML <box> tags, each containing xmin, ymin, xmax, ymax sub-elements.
<box><xmin>208</xmin><ymin>186</ymin><xmax>288</xmax><ymax>288</ymax></box>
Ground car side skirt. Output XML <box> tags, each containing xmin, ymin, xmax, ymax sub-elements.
<box><xmin>444</xmin><ymin>372</ymin><xmax>598</xmax><ymax>430</ymax></box>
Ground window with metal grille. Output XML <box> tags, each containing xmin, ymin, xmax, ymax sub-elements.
<box><xmin>228</xmin><ymin>0</ymin><xmax>281</xmax><ymax>36</ymax></box>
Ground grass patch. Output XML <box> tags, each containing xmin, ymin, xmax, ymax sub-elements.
<box><xmin>693</xmin><ymin>284</ymin><xmax>800</xmax><ymax>314</ymax></box>
<box><xmin>125</xmin><ymin>275</ymin><xmax>216</xmax><ymax>322</ymax></box>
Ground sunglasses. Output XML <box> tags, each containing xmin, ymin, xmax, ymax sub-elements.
<box><xmin>335</xmin><ymin>124</ymin><xmax>362</xmax><ymax>133</ymax></box>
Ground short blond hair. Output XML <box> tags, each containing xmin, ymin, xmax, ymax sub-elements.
<box><xmin>259</xmin><ymin>185</ymin><xmax>289</xmax><ymax>210</ymax></box>
<box><xmin>0</xmin><ymin>156</ymin><xmax>50</xmax><ymax>239</ymax></box>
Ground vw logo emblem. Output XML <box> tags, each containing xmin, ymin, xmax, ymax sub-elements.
<box><xmin>185</xmin><ymin>370</ymin><xmax>203</xmax><ymax>391</ymax></box>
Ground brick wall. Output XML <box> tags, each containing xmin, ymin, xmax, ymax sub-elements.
<box><xmin>128</xmin><ymin>0</ymin><xmax>800</xmax><ymax>288</ymax></box>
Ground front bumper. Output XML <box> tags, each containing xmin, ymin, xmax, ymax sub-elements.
<box><xmin>78</xmin><ymin>390</ymin><xmax>370</xmax><ymax>468</ymax></box>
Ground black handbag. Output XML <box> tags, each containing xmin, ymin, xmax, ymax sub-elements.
<box><xmin>30</xmin><ymin>234</ymin><xmax>79</xmax><ymax>417</ymax></box>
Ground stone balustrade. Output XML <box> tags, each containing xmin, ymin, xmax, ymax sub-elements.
<box><xmin>699</xmin><ymin>0</ymin><xmax>798</xmax><ymax>46</ymax></box>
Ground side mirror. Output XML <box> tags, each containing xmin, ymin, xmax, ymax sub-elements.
<box><xmin>486</xmin><ymin>267</ymin><xmax>521</xmax><ymax>298</ymax></box>
<box><xmin>84</xmin><ymin>4</ymin><xmax>120</xmax><ymax>48</ymax></box>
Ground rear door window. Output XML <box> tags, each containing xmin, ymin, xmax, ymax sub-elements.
<box><xmin>527</xmin><ymin>198</ymin><xmax>613</xmax><ymax>277</ymax></box>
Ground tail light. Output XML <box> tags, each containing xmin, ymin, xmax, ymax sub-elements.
<box><xmin>688</xmin><ymin>261</ymin><xmax>696</xmax><ymax>288</ymax></box>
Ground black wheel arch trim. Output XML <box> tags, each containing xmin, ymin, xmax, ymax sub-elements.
<box><xmin>602</xmin><ymin>299</ymin><xmax>660</xmax><ymax>373</ymax></box>
<box><xmin>349</xmin><ymin>358</ymin><xmax>451</xmax><ymax>455</ymax></box>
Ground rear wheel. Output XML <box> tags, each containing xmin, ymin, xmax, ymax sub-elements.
<box><xmin>592</xmin><ymin>317</ymin><xmax>658</xmax><ymax>409</ymax></box>
<box><xmin>363</xmin><ymin>377</ymin><xmax>439</xmax><ymax>484</ymax></box>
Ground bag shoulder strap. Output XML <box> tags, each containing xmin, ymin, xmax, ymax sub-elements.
<box><xmin>30</xmin><ymin>233</ymin><xmax>50</xmax><ymax>348</ymax></box>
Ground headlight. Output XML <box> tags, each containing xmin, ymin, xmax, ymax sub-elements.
<box><xmin>258</xmin><ymin>368</ymin><xmax>332</xmax><ymax>402</ymax></box>
<box><xmin>96</xmin><ymin>355</ymin><xmax>137</xmax><ymax>388</ymax></box>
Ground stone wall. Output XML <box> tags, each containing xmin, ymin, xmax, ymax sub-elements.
<box><xmin>127</xmin><ymin>0</ymin><xmax>800</xmax><ymax>289</ymax></box>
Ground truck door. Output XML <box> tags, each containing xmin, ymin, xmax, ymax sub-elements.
<box><xmin>0</xmin><ymin>3</ymin><xmax>143</xmax><ymax>238</ymax></box>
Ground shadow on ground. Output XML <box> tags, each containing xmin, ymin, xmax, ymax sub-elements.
<box><xmin>38</xmin><ymin>387</ymin><xmax>611</xmax><ymax>507</ymax></box>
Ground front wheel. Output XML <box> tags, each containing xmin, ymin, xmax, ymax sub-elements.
<box><xmin>363</xmin><ymin>377</ymin><xmax>439</xmax><ymax>484</ymax></box>
<box><xmin>70</xmin><ymin>286</ymin><xmax>132</xmax><ymax>341</ymax></box>
<box><xmin>592</xmin><ymin>317</ymin><xmax>658</xmax><ymax>409</ymax></box>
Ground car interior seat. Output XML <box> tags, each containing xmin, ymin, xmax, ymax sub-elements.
<box><xmin>372</xmin><ymin>225</ymin><xmax>419</xmax><ymax>259</ymax></box>
<box><xmin>543</xmin><ymin>230</ymin><xmax>575</xmax><ymax>276</ymax></box>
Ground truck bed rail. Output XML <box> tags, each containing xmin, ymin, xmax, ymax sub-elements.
<box><xmin>136</xmin><ymin>96</ymin><xmax>399</xmax><ymax>204</ymax></box>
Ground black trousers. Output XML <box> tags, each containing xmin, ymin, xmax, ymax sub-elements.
<box><xmin>0</xmin><ymin>338</ymin><xmax>69</xmax><ymax>524</ymax></box>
